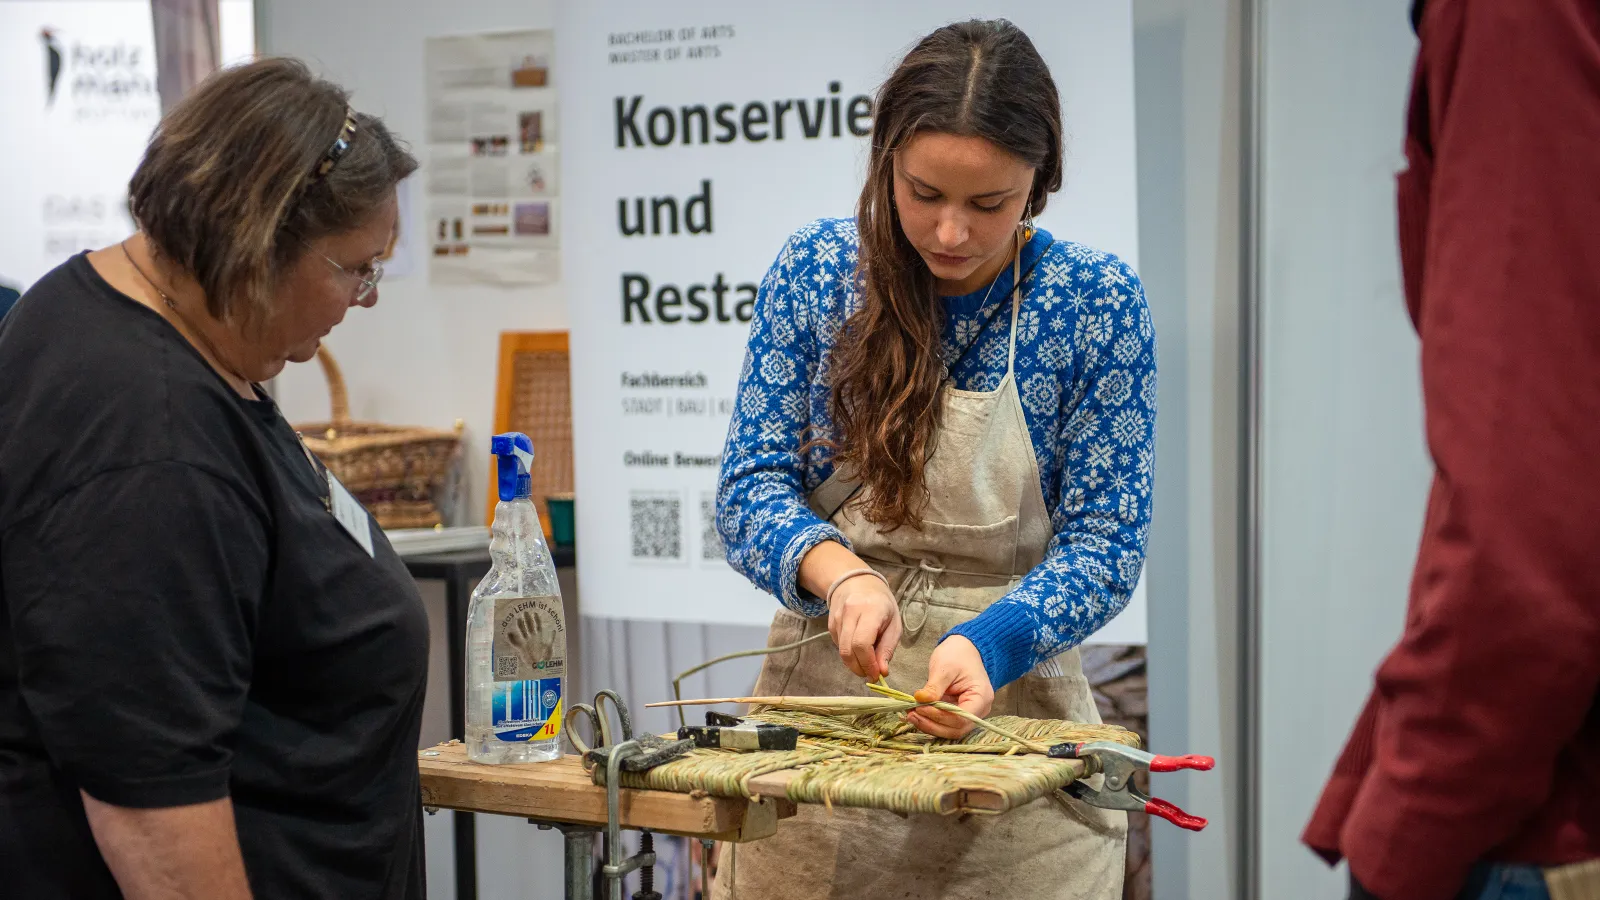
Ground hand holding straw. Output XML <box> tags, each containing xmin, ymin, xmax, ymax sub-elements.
<box><xmin>646</xmin><ymin>684</ymin><xmax>1052</xmax><ymax>754</ymax></box>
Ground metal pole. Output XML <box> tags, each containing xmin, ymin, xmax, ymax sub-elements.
<box><xmin>562</xmin><ymin>826</ymin><xmax>598</xmax><ymax>900</ymax></box>
<box><xmin>1238</xmin><ymin>0</ymin><xmax>1266</xmax><ymax>896</ymax></box>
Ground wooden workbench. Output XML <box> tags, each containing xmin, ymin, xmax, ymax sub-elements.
<box><xmin>419</xmin><ymin>738</ymin><xmax>1091</xmax><ymax>827</ymax></box>
<box><xmin>419</xmin><ymin>738</ymin><xmax>1098</xmax><ymax>900</ymax></box>
<box><xmin>418</xmin><ymin>742</ymin><xmax>797</xmax><ymax>842</ymax></box>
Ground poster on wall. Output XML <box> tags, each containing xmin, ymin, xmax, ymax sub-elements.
<box><xmin>425</xmin><ymin>30</ymin><xmax>560</xmax><ymax>286</ymax></box>
<box><xmin>559</xmin><ymin>1</ymin><xmax>1145</xmax><ymax>641</ymax></box>
<box><xmin>0</xmin><ymin>1</ymin><xmax>254</xmax><ymax>294</ymax></box>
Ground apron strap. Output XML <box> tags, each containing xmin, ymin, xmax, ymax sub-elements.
<box><xmin>806</xmin><ymin>464</ymin><xmax>862</xmax><ymax>522</ymax></box>
<box><xmin>1006</xmin><ymin>230</ymin><xmax>1023</xmax><ymax>377</ymax></box>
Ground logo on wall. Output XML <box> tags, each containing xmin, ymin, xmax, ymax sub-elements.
<box><xmin>41</xmin><ymin>28</ymin><xmax>63</xmax><ymax>106</ymax></box>
<box><xmin>34</xmin><ymin>26</ymin><xmax>160</xmax><ymax>122</ymax></box>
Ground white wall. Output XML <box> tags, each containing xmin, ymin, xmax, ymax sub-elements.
<box><xmin>259</xmin><ymin>4</ymin><xmax>566</xmax><ymax>899</ymax></box>
<box><xmin>1135</xmin><ymin>6</ymin><xmax>1427</xmax><ymax>899</ymax></box>
<box><xmin>262</xmin><ymin>0</ymin><xmax>566</xmax><ymax>531</ymax></box>
<box><xmin>1134</xmin><ymin>0</ymin><xmax>1246</xmax><ymax>896</ymax></box>
<box><xmin>1256</xmin><ymin>2</ymin><xmax>1425</xmax><ymax>897</ymax></box>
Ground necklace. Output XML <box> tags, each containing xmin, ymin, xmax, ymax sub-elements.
<box><xmin>120</xmin><ymin>240</ymin><xmax>254</xmax><ymax>393</ymax></box>
<box><xmin>942</xmin><ymin>268</ymin><xmax>1002</xmax><ymax>382</ymax></box>
<box><xmin>944</xmin><ymin>233</ymin><xmax>1027</xmax><ymax>381</ymax></box>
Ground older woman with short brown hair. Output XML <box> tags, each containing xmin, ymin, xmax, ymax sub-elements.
<box><xmin>0</xmin><ymin>58</ymin><xmax>426</xmax><ymax>898</ymax></box>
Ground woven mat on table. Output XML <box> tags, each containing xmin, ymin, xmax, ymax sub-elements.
<box><xmin>616</xmin><ymin>711</ymin><xmax>1139</xmax><ymax>817</ymax></box>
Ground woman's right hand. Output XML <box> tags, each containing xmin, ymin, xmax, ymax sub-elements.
<box><xmin>828</xmin><ymin>572</ymin><xmax>903</xmax><ymax>679</ymax></box>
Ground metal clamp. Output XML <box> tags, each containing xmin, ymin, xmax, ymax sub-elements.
<box><xmin>562</xmin><ymin>690</ymin><xmax>690</xmax><ymax>900</ymax></box>
<box><xmin>1051</xmin><ymin>740</ymin><xmax>1214</xmax><ymax>832</ymax></box>
<box><xmin>601</xmin><ymin>740</ymin><xmax>655</xmax><ymax>899</ymax></box>
<box><xmin>679</xmin><ymin>711</ymin><xmax>799</xmax><ymax>751</ymax></box>
<box><xmin>570</xmin><ymin>690</ymin><xmax>694</xmax><ymax>780</ymax></box>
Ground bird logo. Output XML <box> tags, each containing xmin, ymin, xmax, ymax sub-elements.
<box><xmin>41</xmin><ymin>27</ymin><xmax>63</xmax><ymax>106</ymax></box>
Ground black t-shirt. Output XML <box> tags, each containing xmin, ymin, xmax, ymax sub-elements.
<box><xmin>0</xmin><ymin>255</ymin><xmax>430</xmax><ymax>898</ymax></box>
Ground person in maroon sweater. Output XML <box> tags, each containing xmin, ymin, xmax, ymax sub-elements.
<box><xmin>1304</xmin><ymin>1</ymin><xmax>1600</xmax><ymax>899</ymax></box>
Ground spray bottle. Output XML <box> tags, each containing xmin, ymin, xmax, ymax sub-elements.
<box><xmin>466</xmin><ymin>432</ymin><xmax>565</xmax><ymax>764</ymax></box>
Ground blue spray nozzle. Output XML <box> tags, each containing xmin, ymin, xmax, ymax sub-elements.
<box><xmin>490</xmin><ymin>432</ymin><xmax>535</xmax><ymax>501</ymax></box>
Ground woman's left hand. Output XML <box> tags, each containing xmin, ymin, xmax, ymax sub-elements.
<box><xmin>907</xmin><ymin>636</ymin><xmax>994</xmax><ymax>739</ymax></box>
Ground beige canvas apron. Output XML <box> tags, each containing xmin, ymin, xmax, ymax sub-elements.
<box><xmin>1547</xmin><ymin>860</ymin><xmax>1600</xmax><ymax>900</ymax></box>
<box><xmin>714</xmin><ymin>249</ymin><xmax>1128</xmax><ymax>900</ymax></box>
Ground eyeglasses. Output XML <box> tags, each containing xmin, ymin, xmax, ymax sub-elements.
<box><xmin>300</xmin><ymin>238</ymin><xmax>383</xmax><ymax>304</ymax></box>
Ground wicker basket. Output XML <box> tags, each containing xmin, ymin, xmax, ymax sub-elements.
<box><xmin>295</xmin><ymin>346</ymin><xmax>464</xmax><ymax>531</ymax></box>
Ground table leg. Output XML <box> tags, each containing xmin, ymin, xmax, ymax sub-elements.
<box><xmin>563</xmin><ymin>826</ymin><xmax>598</xmax><ymax>900</ymax></box>
<box><xmin>446</xmin><ymin>571</ymin><xmax>467</xmax><ymax>741</ymax></box>
<box><xmin>446</xmin><ymin>573</ymin><xmax>477</xmax><ymax>900</ymax></box>
<box><xmin>454</xmin><ymin>812</ymin><xmax>477</xmax><ymax>900</ymax></box>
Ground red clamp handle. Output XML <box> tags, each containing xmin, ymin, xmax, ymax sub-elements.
<box><xmin>1145</xmin><ymin>797</ymin><xmax>1208</xmax><ymax>832</ymax></box>
<box><xmin>1150</xmin><ymin>754</ymin><xmax>1215</xmax><ymax>773</ymax></box>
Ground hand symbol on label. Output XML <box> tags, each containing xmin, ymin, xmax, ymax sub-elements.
<box><xmin>505</xmin><ymin>608</ymin><xmax>554</xmax><ymax>672</ymax></box>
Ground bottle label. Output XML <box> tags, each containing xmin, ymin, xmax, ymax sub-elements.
<box><xmin>493</xmin><ymin>595</ymin><xmax>565</xmax><ymax>681</ymax></box>
<box><xmin>491</xmin><ymin>595</ymin><xmax>565</xmax><ymax>742</ymax></box>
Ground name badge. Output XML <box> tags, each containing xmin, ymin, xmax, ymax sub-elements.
<box><xmin>328</xmin><ymin>472</ymin><xmax>375</xmax><ymax>557</ymax></box>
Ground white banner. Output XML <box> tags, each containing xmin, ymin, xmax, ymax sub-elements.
<box><xmin>560</xmin><ymin>1</ymin><xmax>1145</xmax><ymax>640</ymax></box>
<box><xmin>0</xmin><ymin>1</ymin><xmax>254</xmax><ymax>293</ymax></box>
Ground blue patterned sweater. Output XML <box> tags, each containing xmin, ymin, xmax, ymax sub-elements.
<box><xmin>716</xmin><ymin>218</ymin><xmax>1156</xmax><ymax>689</ymax></box>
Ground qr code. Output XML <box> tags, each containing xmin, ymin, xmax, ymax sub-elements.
<box><xmin>701</xmin><ymin>494</ymin><xmax>725</xmax><ymax>561</ymax></box>
<box><xmin>630</xmin><ymin>493</ymin><xmax>682</xmax><ymax>560</ymax></box>
<box><xmin>496</xmin><ymin>656</ymin><xmax>519</xmax><ymax>678</ymax></box>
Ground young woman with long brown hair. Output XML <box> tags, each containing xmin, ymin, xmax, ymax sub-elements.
<box><xmin>716</xmin><ymin>18</ymin><xmax>1155</xmax><ymax>898</ymax></box>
